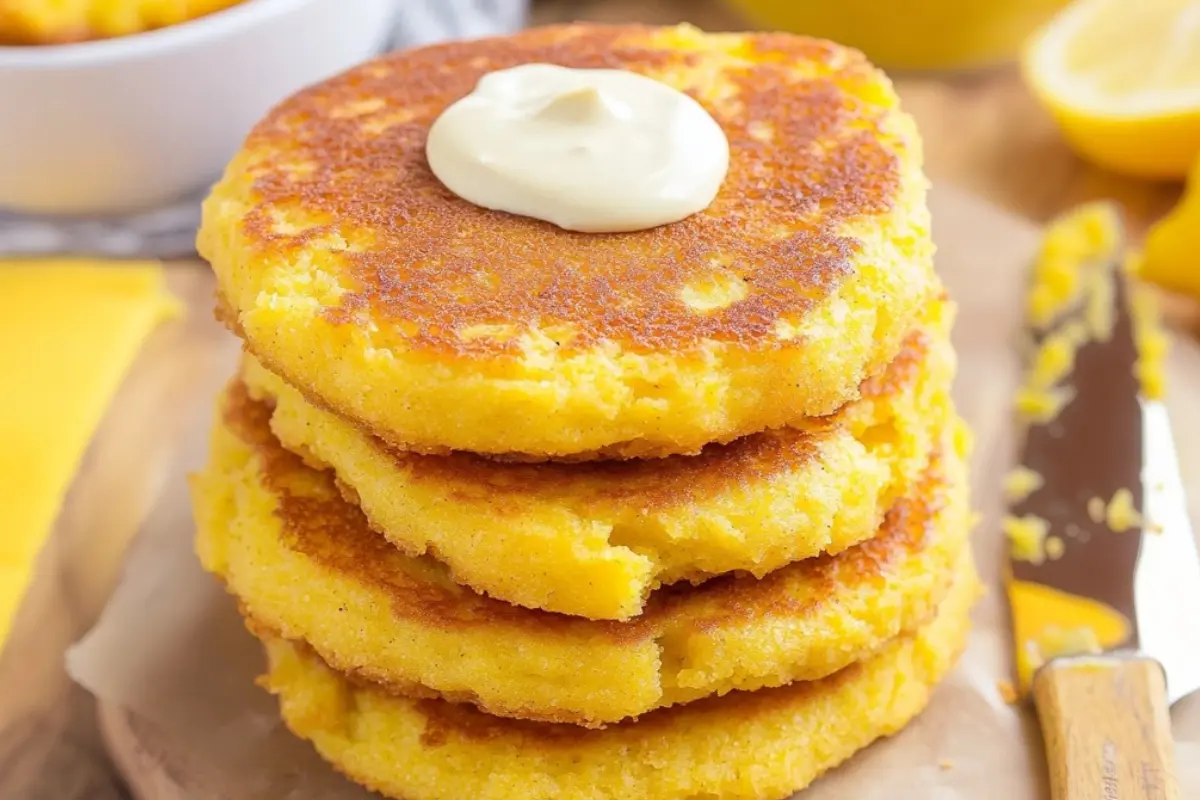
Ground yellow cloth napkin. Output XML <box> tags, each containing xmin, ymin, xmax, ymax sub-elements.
<box><xmin>0</xmin><ymin>261</ymin><xmax>180</xmax><ymax>649</ymax></box>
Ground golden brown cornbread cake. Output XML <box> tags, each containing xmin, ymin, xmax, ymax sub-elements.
<box><xmin>241</xmin><ymin>297</ymin><xmax>955</xmax><ymax>619</ymax></box>
<box><xmin>198</xmin><ymin>22</ymin><xmax>936</xmax><ymax>459</ymax></box>
<box><xmin>256</xmin><ymin>561</ymin><xmax>978</xmax><ymax>800</ymax></box>
<box><xmin>0</xmin><ymin>0</ymin><xmax>243</xmax><ymax>44</ymax></box>
<box><xmin>192</xmin><ymin>378</ymin><xmax>972</xmax><ymax>726</ymax></box>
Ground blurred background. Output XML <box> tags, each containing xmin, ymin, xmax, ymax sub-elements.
<box><xmin>2</xmin><ymin>0</ymin><xmax>1198</xmax><ymax>297</ymax></box>
<box><xmin>2</xmin><ymin>0</ymin><xmax>1200</xmax><ymax>795</ymax></box>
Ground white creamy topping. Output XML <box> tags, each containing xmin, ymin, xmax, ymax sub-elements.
<box><xmin>425</xmin><ymin>63</ymin><xmax>729</xmax><ymax>233</ymax></box>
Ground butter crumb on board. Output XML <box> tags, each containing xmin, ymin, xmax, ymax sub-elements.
<box><xmin>1015</xmin><ymin>203</ymin><xmax>1119</xmax><ymax>425</ymax></box>
<box><xmin>1044</xmin><ymin>536</ymin><xmax>1065</xmax><ymax>560</ymax></box>
<box><xmin>1086</xmin><ymin>489</ymin><xmax>1145</xmax><ymax>533</ymax></box>
<box><xmin>1025</xmin><ymin>202</ymin><xmax>1120</xmax><ymax>331</ymax></box>
<box><xmin>1023</xmin><ymin>625</ymin><xmax>1103</xmax><ymax>673</ymax></box>
<box><xmin>1015</xmin><ymin>202</ymin><xmax>1169</xmax><ymax>428</ymax></box>
<box><xmin>1128</xmin><ymin>252</ymin><xmax>1169</xmax><ymax>400</ymax></box>
<box><xmin>1103</xmin><ymin>488</ymin><xmax>1143</xmax><ymax>533</ymax></box>
<box><xmin>1003</xmin><ymin>466</ymin><xmax>1044</xmax><ymax>503</ymax></box>
<box><xmin>1004</xmin><ymin>514</ymin><xmax>1051</xmax><ymax>564</ymax></box>
<box><xmin>1013</xmin><ymin>385</ymin><xmax>1075</xmax><ymax>425</ymax></box>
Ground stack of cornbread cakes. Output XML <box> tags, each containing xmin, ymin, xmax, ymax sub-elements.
<box><xmin>192</xmin><ymin>23</ymin><xmax>979</xmax><ymax>800</ymax></box>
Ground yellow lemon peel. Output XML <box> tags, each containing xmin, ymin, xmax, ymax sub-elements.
<box><xmin>1024</xmin><ymin>0</ymin><xmax>1200</xmax><ymax>179</ymax></box>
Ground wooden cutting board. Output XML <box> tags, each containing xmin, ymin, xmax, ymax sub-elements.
<box><xmin>3</xmin><ymin>187</ymin><xmax>1199</xmax><ymax>799</ymax></box>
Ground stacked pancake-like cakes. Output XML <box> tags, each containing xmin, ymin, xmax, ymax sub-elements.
<box><xmin>193</xmin><ymin>23</ymin><xmax>979</xmax><ymax>800</ymax></box>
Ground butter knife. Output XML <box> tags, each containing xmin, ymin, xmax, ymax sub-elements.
<box><xmin>1003</xmin><ymin>203</ymin><xmax>1199</xmax><ymax>800</ymax></box>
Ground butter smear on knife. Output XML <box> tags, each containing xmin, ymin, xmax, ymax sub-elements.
<box><xmin>1003</xmin><ymin>200</ymin><xmax>1175</xmax><ymax>694</ymax></box>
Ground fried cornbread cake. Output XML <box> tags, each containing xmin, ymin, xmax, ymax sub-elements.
<box><xmin>193</xmin><ymin>379</ymin><xmax>970</xmax><ymax>726</ymax></box>
<box><xmin>192</xmin><ymin>20</ymin><xmax>972</xmax><ymax>797</ymax></box>
<box><xmin>0</xmin><ymin>0</ymin><xmax>243</xmax><ymax>44</ymax></box>
<box><xmin>199</xmin><ymin>23</ymin><xmax>936</xmax><ymax>460</ymax></box>
<box><xmin>255</xmin><ymin>563</ymin><xmax>978</xmax><ymax>800</ymax></box>
<box><xmin>240</xmin><ymin>298</ymin><xmax>954</xmax><ymax>620</ymax></box>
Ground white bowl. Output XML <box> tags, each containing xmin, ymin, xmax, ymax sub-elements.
<box><xmin>0</xmin><ymin>0</ymin><xmax>396</xmax><ymax>215</ymax></box>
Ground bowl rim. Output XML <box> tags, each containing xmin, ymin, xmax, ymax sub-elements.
<box><xmin>0</xmin><ymin>0</ymin><xmax>330</xmax><ymax>69</ymax></box>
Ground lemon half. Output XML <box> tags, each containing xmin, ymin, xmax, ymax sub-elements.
<box><xmin>1024</xmin><ymin>0</ymin><xmax>1200</xmax><ymax>179</ymax></box>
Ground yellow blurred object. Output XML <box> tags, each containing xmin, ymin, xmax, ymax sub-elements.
<box><xmin>726</xmin><ymin>0</ymin><xmax>1068</xmax><ymax>71</ymax></box>
<box><xmin>1143</xmin><ymin>154</ymin><xmax>1200</xmax><ymax>299</ymax></box>
<box><xmin>0</xmin><ymin>261</ymin><xmax>179</xmax><ymax>651</ymax></box>
<box><xmin>0</xmin><ymin>0</ymin><xmax>244</xmax><ymax>45</ymax></box>
<box><xmin>1007</xmin><ymin>578</ymin><xmax>1130</xmax><ymax>693</ymax></box>
<box><xmin>1024</xmin><ymin>0</ymin><xmax>1200</xmax><ymax>179</ymax></box>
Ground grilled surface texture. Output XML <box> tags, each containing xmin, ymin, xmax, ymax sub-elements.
<box><xmin>199</xmin><ymin>22</ymin><xmax>935</xmax><ymax>459</ymax></box>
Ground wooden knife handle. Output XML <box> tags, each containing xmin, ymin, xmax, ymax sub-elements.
<box><xmin>1032</xmin><ymin>654</ymin><xmax>1179</xmax><ymax>800</ymax></box>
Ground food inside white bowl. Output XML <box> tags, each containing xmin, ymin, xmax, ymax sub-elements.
<box><xmin>0</xmin><ymin>0</ymin><xmax>395</xmax><ymax>215</ymax></box>
<box><xmin>0</xmin><ymin>0</ymin><xmax>250</xmax><ymax>46</ymax></box>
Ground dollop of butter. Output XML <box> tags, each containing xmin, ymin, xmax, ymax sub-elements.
<box><xmin>425</xmin><ymin>63</ymin><xmax>729</xmax><ymax>233</ymax></box>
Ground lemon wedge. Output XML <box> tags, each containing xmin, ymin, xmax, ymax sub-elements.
<box><xmin>1024</xmin><ymin>0</ymin><xmax>1200</xmax><ymax>179</ymax></box>
<box><xmin>1143</xmin><ymin>153</ymin><xmax>1200</xmax><ymax>299</ymax></box>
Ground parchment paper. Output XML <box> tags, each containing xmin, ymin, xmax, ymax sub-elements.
<box><xmin>66</xmin><ymin>188</ymin><xmax>1200</xmax><ymax>798</ymax></box>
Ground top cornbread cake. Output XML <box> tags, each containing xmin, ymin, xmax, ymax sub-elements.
<box><xmin>199</xmin><ymin>23</ymin><xmax>935</xmax><ymax>459</ymax></box>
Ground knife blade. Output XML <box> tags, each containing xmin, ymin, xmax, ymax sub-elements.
<box><xmin>1003</xmin><ymin>202</ymin><xmax>1198</xmax><ymax>800</ymax></box>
